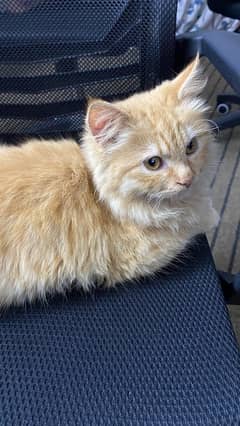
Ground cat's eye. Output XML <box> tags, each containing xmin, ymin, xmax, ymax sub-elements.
<box><xmin>144</xmin><ymin>156</ymin><xmax>162</xmax><ymax>170</ymax></box>
<box><xmin>186</xmin><ymin>137</ymin><xmax>198</xmax><ymax>155</ymax></box>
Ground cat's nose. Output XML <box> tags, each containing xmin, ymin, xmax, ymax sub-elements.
<box><xmin>176</xmin><ymin>177</ymin><xmax>193</xmax><ymax>188</ymax></box>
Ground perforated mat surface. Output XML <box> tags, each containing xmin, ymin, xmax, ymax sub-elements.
<box><xmin>0</xmin><ymin>0</ymin><xmax>177</xmax><ymax>135</ymax></box>
<box><xmin>0</xmin><ymin>235</ymin><xmax>239</xmax><ymax>425</ymax></box>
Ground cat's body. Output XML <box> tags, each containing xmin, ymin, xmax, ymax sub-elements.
<box><xmin>0</xmin><ymin>57</ymin><xmax>218</xmax><ymax>306</ymax></box>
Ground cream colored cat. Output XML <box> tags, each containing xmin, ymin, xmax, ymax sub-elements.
<box><xmin>0</xmin><ymin>56</ymin><xmax>218</xmax><ymax>306</ymax></box>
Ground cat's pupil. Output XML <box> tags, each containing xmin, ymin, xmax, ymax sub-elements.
<box><xmin>144</xmin><ymin>156</ymin><xmax>162</xmax><ymax>171</ymax></box>
<box><xmin>149</xmin><ymin>158</ymin><xmax>157</xmax><ymax>166</ymax></box>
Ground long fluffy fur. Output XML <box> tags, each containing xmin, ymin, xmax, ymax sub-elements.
<box><xmin>0</xmin><ymin>57</ymin><xmax>218</xmax><ymax>306</ymax></box>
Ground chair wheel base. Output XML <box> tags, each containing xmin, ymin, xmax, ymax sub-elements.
<box><xmin>216</xmin><ymin>103</ymin><xmax>231</xmax><ymax>115</ymax></box>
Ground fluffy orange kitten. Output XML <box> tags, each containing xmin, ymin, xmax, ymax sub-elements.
<box><xmin>0</xmin><ymin>57</ymin><xmax>218</xmax><ymax>306</ymax></box>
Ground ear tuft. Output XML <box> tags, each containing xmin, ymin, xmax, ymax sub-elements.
<box><xmin>86</xmin><ymin>101</ymin><xmax>129</xmax><ymax>145</ymax></box>
<box><xmin>171</xmin><ymin>55</ymin><xmax>207</xmax><ymax>101</ymax></box>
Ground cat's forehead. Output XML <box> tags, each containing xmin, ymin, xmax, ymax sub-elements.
<box><xmin>134</xmin><ymin>107</ymin><xmax>189</xmax><ymax>154</ymax></box>
<box><xmin>130</xmin><ymin>100</ymin><xmax>183</xmax><ymax>131</ymax></box>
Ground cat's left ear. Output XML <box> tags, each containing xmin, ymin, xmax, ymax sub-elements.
<box><xmin>86</xmin><ymin>100</ymin><xmax>129</xmax><ymax>145</ymax></box>
<box><xmin>170</xmin><ymin>55</ymin><xmax>207</xmax><ymax>102</ymax></box>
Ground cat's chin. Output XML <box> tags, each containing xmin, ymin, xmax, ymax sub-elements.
<box><xmin>174</xmin><ymin>188</ymin><xmax>193</xmax><ymax>201</ymax></box>
<box><xmin>146</xmin><ymin>189</ymin><xmax>187</xmax><ymax>205</ymax></box>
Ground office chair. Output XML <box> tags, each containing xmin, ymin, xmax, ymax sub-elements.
<box><xmin>0</xmin><ymin>1</ymin><xmax>239</xmax><ymax>425</ymax></box>
<box><xmin>177</xmin><ymin>0</ymin><xmax>240</xmax><ymax>130</ymax></box>
<box><xmin>207</xmin><ymin>0</ymin><xmax>240</xmax><ymax>124</ymax></box>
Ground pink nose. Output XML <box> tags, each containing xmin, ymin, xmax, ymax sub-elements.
<box><xmin>176</xmin><ymin>177</ymin><xmax>192</xmax><ymax>188</ymax></box>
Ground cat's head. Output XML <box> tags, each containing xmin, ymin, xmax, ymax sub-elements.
<box><xmin>83</xmin><ymin>56</ymin><xmax>214</xmax><ymax>224</ymax></box>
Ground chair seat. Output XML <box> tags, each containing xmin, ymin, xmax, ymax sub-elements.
<box><xmin>207</xmin><ymin>0</ymin><xmax>240</xmax><ymax>20</ymax></box>
<box><xmin>0</xmin><ymin>235</ymin><xmax>239</xmax><ymax>425</ymax></box>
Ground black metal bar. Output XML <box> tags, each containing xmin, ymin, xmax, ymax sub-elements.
<box><xmin>214</xmin><ymin>111</ymin><xmax>240</xmax><ymax>131</ymax></box>
<box><xmin>217</xmin><ymin>94</ymin><xmax>240</xmax><ymax>106</ymax></box>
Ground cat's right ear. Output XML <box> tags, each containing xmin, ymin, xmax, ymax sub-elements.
<box><xmin>174</xmin><ymin>55</ymin><xmax>207</xmax><ymax>101</ymax></box>
<box><xmin>86</xmin><ymin>100</ymin><xmax>129</xmax><ymax>145</ymax></box>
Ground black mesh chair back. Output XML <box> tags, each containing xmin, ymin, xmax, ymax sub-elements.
<box><xmin>0</xmin><ymin>0</ymin><xmax>177</xmax><ymax>136</ymax></box>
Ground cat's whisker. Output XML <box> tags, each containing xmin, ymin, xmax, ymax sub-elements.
<box><xmin>193</xmin><ymin>119</ymin><xmax>219</xmax><ymax>136</ymax></box>
<box><xmin>193</xmin><ymin>127</ymin><xmax>217</xmax><ymax>137</ymax></box>
<box><xmin>206</xmin><ymin>119</ymin><xmax>220</xmax><ymax>134</ymax></box>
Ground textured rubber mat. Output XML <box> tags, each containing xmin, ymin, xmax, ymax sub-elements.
<box><xmin>0</xmin><ymin>235</ymin><xmax>239</xmax><ymax>425</ymax></box>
